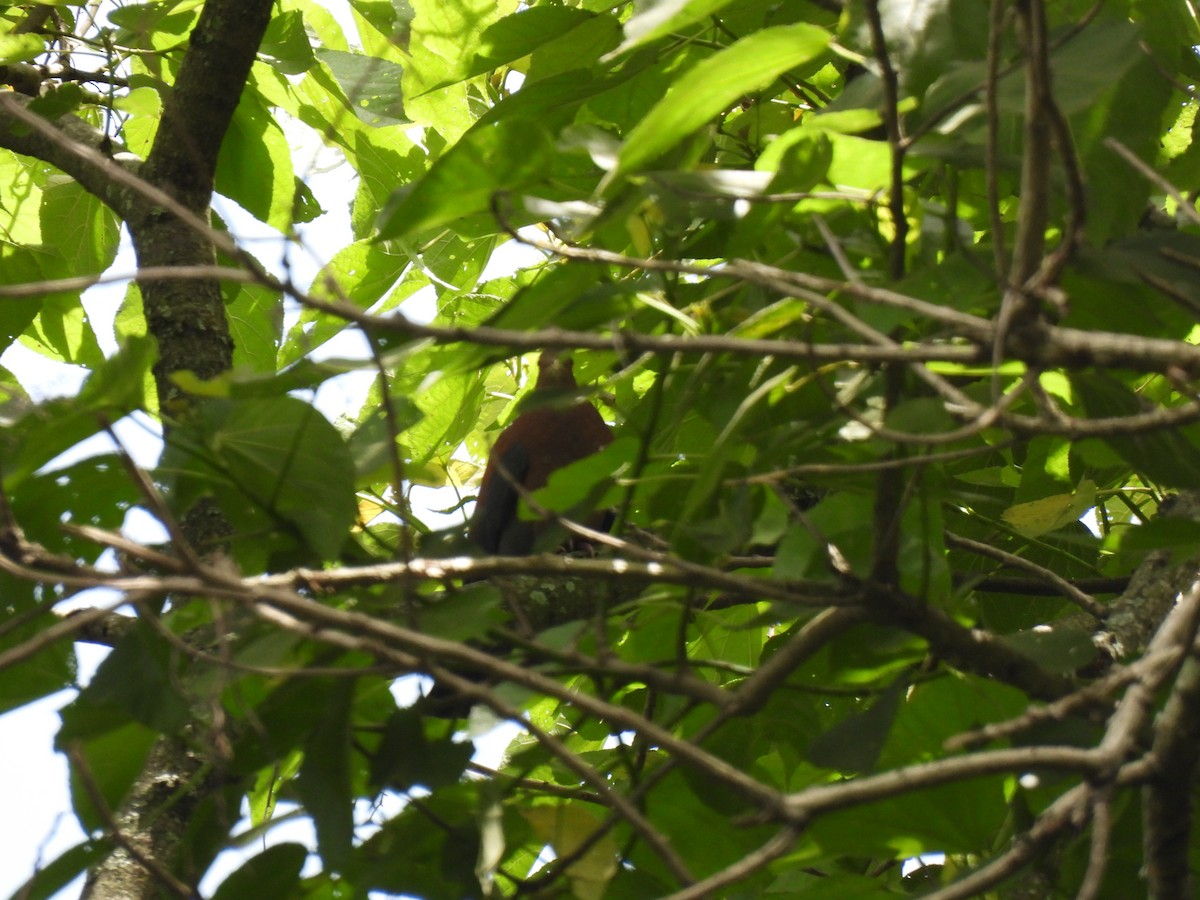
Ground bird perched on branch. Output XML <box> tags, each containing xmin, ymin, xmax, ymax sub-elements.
<box><xmin>469</xmin><ymin>352</ymin><xmax>614</xmax><ymax>555</ymax></box>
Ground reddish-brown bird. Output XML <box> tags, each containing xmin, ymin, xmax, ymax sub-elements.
<box><xmin>469</xmin><ymin>352</ymin><xmax>613</xmax><ymax>554</ymax></box>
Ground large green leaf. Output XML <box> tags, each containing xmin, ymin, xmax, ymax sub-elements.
<box><xmin>428</xmin><ymin>7</ymin><xmax>619</xmax><ymax>90</ymax></box>
<box><xmin>616</xmin><ymin>0</ymin><xmax>744</xmax><ymax>54</ymax></box>
<box><xmin>216</xmin><ymin>91</ymin><xmax>297</xmax><ymax>230</ymax></box>
<box><xmin>370</xmin><ymin>709</ymin><xmax>474</xmax><ymax>791</ymax></box>
<box><xmin>212</xmin><ymin>843</ymin><xmax>308</xmax><ymax>900</ymax></box>
<box><xmin>316</xmin><ymin>49</ymin><xmax>407</xmax><ymax>126</ymax></box>
<box><xmin>281</xmin><ymin>239</ymin><xmax>408</xmax><ymax>365</ymax></box>
<box><xmin>259</xmin><ymin>9</ymin><xmax>316</xmax><ymax>76</ymax></box>
<box><xmin>59</xmin><ymin>621</ymin><xmax>191</xmax><ymax>741</ymax></box>
<box><xmin>226</xmin><ymin>279</ymin><xmax>283</xmax><ymax>374</ymax></box>
<box><xmin>62</xmin><ymin>721</ymin><xmax>158</xmax><ymax>833</ymax></box>
<box><xmin>0</xmin><ymin>248</ymin><xmax>43</xmax><ymax>354</ymax></box>
<box><xmin>0</xmin><ymin>33</ymin><xmax>46</xmax><ymax>64</ymax></box>
<box><xmin>0</xmin><ymin>570</ymin><xmax>75</xmax><ymax>713</ymax></box>
<box><xmin>616</xmin><ymin>23</ymin><xmax>831</xmax><ymax>175</ymax></box>
<box><xmin>296</xmin><ymin>678</ymin><xmax>355</xmax><ymax>870</ymax></box>
<box><xmin>375</xmin><ymin>115</ymin><xmax>555</xmax><ymax>241</ymax></box>
<box><xmin>160</xmin><ymin>396</ymin><xmax>357</xmax><ymax>561</ymax></box>
<box><xmin>39</xmin><ymin>177</ymin><xmax>121</xmax><ymax>275</ymax></box>
<box><xmin>9</xmin><ymin>455</ymin><xmax>138</xmax><ymax>560</ymax></box>
<box><xmin>1074</xmin><ymin>374</ymin><xmax>1200</xmax><ymax>488</ymax></box>
<box><xmin>21</xmin><ymin>294</ymin><xmax>105</xmax><ymax>367</ymax></box>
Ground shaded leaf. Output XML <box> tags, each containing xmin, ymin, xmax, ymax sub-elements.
<box><xmin>1075</xmin><ymin>375</ymin><xmax>1200</xmax><ymax>488</ymax></box>
<box><xmin>212</xmin><ymin>843</ymin><xmax>308</xmax><ymax>900</ymax></box>
<box><xmin>807</xmin><ymin>679</ymin><xmax>906</xmax><ymax>774</ymax></box>
<box><xmin>370</xmin><ymin>709</ymin><xmax>474</xmax><ymax>791</ymax></box>
<box><xmin>296</xmin><ymin>679</ymin><xmax>355</xmax><ymax>871</ymax></box>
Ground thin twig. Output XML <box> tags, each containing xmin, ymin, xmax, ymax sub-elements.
<box><xmin>862</xmin><ymin>0</ymin><xmax>908</xmax><ymax>279</ymax></box>
<box><xmin>946</xmin><ymin>532</ymin><xmax>1109</xmax><ymax>619</ymax></box>
<box><xmin>659</xmin><ymin>827</ymin><xmax>799</xmax><ymax>900</ymax></box>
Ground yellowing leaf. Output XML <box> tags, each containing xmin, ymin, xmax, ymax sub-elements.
<box><xmin>523</xmin><ymin>804</ymin><xmax>618</xmax><ymax>900</ymax></box>
<box><xmin>356</xmin><ymin>496</ymin><xmax>386</xmax><ymax>525</ymax></box>
<box><xmin>1002</xmin><ymin>479</ymin><xmax>1097</xmax><ymax>537</ymax></box>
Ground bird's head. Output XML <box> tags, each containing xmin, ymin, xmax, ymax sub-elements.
<box><xmin>536</xmin><ymin>351</ymin><xmax>578</xmax><ymax>390</ymax></box>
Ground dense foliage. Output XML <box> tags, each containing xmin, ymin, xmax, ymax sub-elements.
<box><xmin>4</xmin><ymin>0</ymin><xmax>1200</xmax><ymax>896</ymax></box>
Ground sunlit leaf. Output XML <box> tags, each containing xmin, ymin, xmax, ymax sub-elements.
<box><xmin>616</xmin><ymin>23</ymin><xmax>831</xmax><ymax>175</ymax></box>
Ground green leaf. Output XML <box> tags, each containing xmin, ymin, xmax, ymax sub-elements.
<box><xmin>404</xmin><ymin>0</ymin><xmax>510</xmax><ymax>105</ymax></box>
<box><xmin>1041</xmin><ymin>17</ymin><xmax>1142</xmax><ymax>114</ymax></box>
<box><xmin>1074</xmin><ymin>374</ymin><xmax>1200</xmax><ymax>488</ymax></box>
<box><xmin>21</xmin><ymin>294</ymin><xmax>105</xmax><ymax>367</ymax></box>
<box><xmin>880</xmin><ymin>675</ymin><xmax>1028</xmax><ymax>768</ymax></box>
<box><xmin>9</xmin><ymin>455</ymin><xmax>138</xmax><ymax>560</ymax></box>
<box><xmin>4</xmin><ymin>177</ymin><xmax>118</xmax><ymax>363</ymax></box>
<box><xmin>0</xmin><ymin>33</ymin><xmax>46</xmax><ymax>64</ymax></box>
<box><xmin>411</xmin><ymin>585</ymin><xmax>506</xmax><ymax>642</ymax></box>
<box><xmin>1002</xmin><ymin>479</ymin><xmax>1097</xmax><ymax>538</ymax></box>
<box><xmin>226</xmin><ymin>280</ymin><xmax>283</xmax><ymax>374</ymax></box>
<box><xmin>812</xmin><ymin>776</ymin><xmax>1007</xmax><ymax>857</ymax></box>
<box><xmin>40</xmin><ymin>177</ymin><xmax>121</xmax><ymax>273</ymax></box>
<box><xmin>60</xmin><ymin>622</ymin><xmax>191</xmax><ymax>738</ymax></box>
<box><xmin>0</xmin><ymin>336</ymin><xmax>154</xmax><ymax>489</ymax></box>
<box><xmin>109</xmin><ymin>3</ymin><xmax>199</xmax><ymax>50</ymax></box>
<box><xmin>525</xmin><ymin>12</ymin><xmax>621</xmax><ymax>82</ymax></box>
<box><xmin>212</xmin><ymin>843</ymin><xmax>308</xmax><ymax>900</ymax></box>
<box><xmin>616</xmin><ymin>0</ymin><xmax>742</xmax><ymax>54</ymax></box>
<box><xmin>616</xmin><ymin>23</ymin><xmax>831</xmax><ymax>175</ymax></box>
<box><xmin>231</xmin><ymin>678</ymin><xmax>340</xmax><ymax>775</ymax></box>
<box><xmin>29</xmin><ymin>83</ymin><xmax>85</xmax><ymax>120</ymax></box>
<box><xmin>523</xmin><ymin>804</ymin><xmax>619</xmax><ymax>900</ymax></box>
<box><xmin>160</xmin><ymin>396</ymin><xmax>357</xmax><ymax>561</ymax></box>
<box><xmin>296</xmin><ymin>679</ymin><xmax>355</xmax><ymax>870</ymax></box>
<box><xmin>316</xmin><ymin>48</ymin><xmax>407</xmax><ymax>125</ymax></box>
<box><xmin>999</xmin><ymin>627</ymin><xmax>1097</xmax><ymax>674</ymax></box>
<box><xmin>64</xmin><ymin>722</ymin><xmax>158</xmax><ymax>833</ymax></box>
<box><xmin>259</xmin><ymin>9</ymin><xmax>316</xmax><ymax>75</ymax></box>
<box><xmin>376</xmin><ymin>116</ymin><xmax>555</xmax><ymax>240</ymax></box>
<box><xmin>447</xmin><ymin>8</ymin><xmax>613</xmax><ymax>86</ymax></box>
<box><xmin>807</xmin><ymin>680</ymin><xmax>906</xmax><ymax>774</ymax></box>
<box><xmin>215</xmin><ymin>93</ymin><xmax>296</xmax><ymax>230</ymax></box>
<box><xmin>403</xmin><ymin>366</ymin><xmax>483</xmax><ymax>467</ymax></box>
<box><xmin>1107</xmin><ymin>516</ymin><xmax>1200</xmax><ymax>567</ymax></box>
<box><xmin>0</xmin><ymin>147</ymin><xmax>44</xmax><ymax>244</ymax></box>
<box><xmin>481</xmin><ymin>263</ymin><xmax>634</xmax><ymax>338</ymax></box>
<box><xmin>530</xmin><ymin>435</ymin><xmax>633</xmax><ymax>520</ymax></box>
<box><xmin>0</xmin><ymin>249</ymin><xmax>43</xmax><ymax>354</ymax></box>
<box><xmin>0</xmin><ymin>575</ymin><xmax>75</xmax><ymax>713</ymax></box>
<box><xmin>421</xmin><ymin>231</ymin><xmax>501</xmax><ymax>297</ymax></box>
<box><xmin>281</xmin><ymin>240</ymin><xmax>407</xmax><ymax>365</ymax></box>
<box><xmin>371</xmin><ymin>710</ymin><xmax>475</xmax><ymax>791</ymax></box>
<box><xmin>774</xmin><ymin>492</ymin><xmax>877</xmax><ymax>582</ymax></box>
<box><xmin>352</xmin><ymin>788</ymin><xmax>483</xmax><ymax>896</ymax></box>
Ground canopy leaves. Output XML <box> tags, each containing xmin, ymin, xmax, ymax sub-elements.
<box><xmin>4</xmin><ymin>0</ymin><xmax>1200</xmax><ymax>897</ymax></box>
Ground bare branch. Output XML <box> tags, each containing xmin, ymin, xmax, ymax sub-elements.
<box><xmin>946</xmin><ymin>532</ymin><xmax>1109</xmax><ymax>619</ymax></box>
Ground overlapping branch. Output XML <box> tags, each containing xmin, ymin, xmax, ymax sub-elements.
<box><xmin>2</xmin><ymin>515</ymin><xmax>1198</xmax><ymax>894</ymax></box>
<box><xmin>3</xmin><ymin>2</ymin><xmax>1200</xmax><ymax>895</ymax></box>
